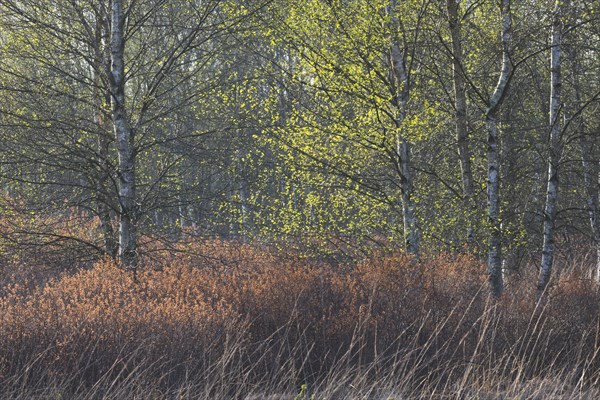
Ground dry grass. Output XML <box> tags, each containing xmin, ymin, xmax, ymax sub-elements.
<box><xmin>1</xmin><ymin>241</ymin><xmax>600</xmax><ymax>398</ymax></box>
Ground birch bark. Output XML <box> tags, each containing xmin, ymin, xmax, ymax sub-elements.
<box><xmin>95</xmin><ymin>79</ymin><xmax>118</xmax><ymax>259</ymax></box>
<box><xmin>447</xmin><ymin>0</ymin><xmax>475</xmax><ymax>246</ymax></box>
<box><xmin>485</xmin><ymin>0</ymin><xmax>513</xmax><ymax>297</ymax></box>
<box><xmin>389</xmin><ymin>0</ymin><xmax>419</xmax><ymax>257</ymax></box>
<box><xmin>93</xmin><ymin>11</ymin><xmax>117</xmax><ymax>258</ymax></box>
<box><xmin>538</xmin><ymin>1</ymin><xmax>563</xmax><ymax>294</ymax></box>
<box><xmin>110</xmin><ymin>0</ymin><xmax>138</xmax><ymax>269</ymax></box>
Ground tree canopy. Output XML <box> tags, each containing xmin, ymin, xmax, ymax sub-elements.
<box><xmin>1</xmin><ymin>0</ymin><xmax>600</xmax><ymax>294</ymax></box>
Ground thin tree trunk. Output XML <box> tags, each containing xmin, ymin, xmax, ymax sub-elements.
<box><xmin>178</xmin><ymin>191</ymin><xmax>187</xmax><ymax>230</ymax></box>
<box><xmin>567</xmin><ymin>44</ymin><xmax>600</xmax><ymax>280</ymax></box>
<box><xmin>110</xmin><ymin>0</ymin><xmax>138</xmax><ymax>270</ymax></box>
<box><xmin>240</xmin><ymin>178</ymin><xmax>249</xmax><ymax>242</ymax></box>
<box><xmin>486</xmin><ymin>115</ymin><xmax>502</xmax><ymax>296</ymax></box>
<box><xmin>447</xmin><ymin>0</ymin><xmax>475</xmax><ymax>246</ymax></box>
<box><xmin>538</xmin><ymin>1</ymin><xmax>563</xmax><ymax>294</ymax></box>
<box><xmin>528</xmin><ymin>66</ymin><xmax>549</xmax><ymax>230</ymax></box>
<box><xmin>389</xmin><ymin>0</ymin><xmax>419</xmax><ymax>257</ymax></box>
<box><xmin>485</xmin><ymin>0</ymin><xmax>513</xmax><ymax>298</ymax></box>
<box><xmin>398</xmin><ymin>136</ymin><xmax>419</xmax><ymax>256</ymax></box>
<box><xmin>95</xmin><ymin>98</ymin><xmax>118</xmax><ymax>259</ymax></box>
<box><xmin>94</xmin><ymin>14</ymin><xmax>117</xmax><ymax>259</ymax></box>
<box><xmin>579</xmin><ymin>119</ymin><xmax>600</xmax><ymax>281</ymax></box>
<box><xmin>236</xmin><ymin>144</ymin><xmax>250</xmax><ymax>242</ymax></box>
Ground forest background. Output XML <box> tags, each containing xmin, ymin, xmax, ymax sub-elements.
<box><xmin>1</xmin><ymin>0</ymin><xmax>600</xmax><ymax>398</ymax></box>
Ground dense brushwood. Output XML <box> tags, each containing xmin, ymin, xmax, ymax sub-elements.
<box><xmin>1</xmin><ymin>241</ymin><xmax>600</xmax><ymax>398</ymax></box>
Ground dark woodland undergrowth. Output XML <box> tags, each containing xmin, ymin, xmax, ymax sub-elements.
<box><xmin>1</xmin><ymin>241</ymin><xmax>600</xmax><ymax>399</ymax></box>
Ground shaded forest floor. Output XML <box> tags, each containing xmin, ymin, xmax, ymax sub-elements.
<box><xmin>1</xmin><ymin>241</ymin><xmax>600</xmax><ymax>399</ymax></box>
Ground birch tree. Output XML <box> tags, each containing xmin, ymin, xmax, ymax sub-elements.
<box><xmin>0</xmin><ymin>0</ymin><xmax>118</xmax><ymax>260</ymax></box>
<box><xmin>92</xmin><ymin>8</ymin><xmax>118</xmax><ymax>259</ymax></box>
<box><xmin>0</xmin><ymin>0</ymin><xmax>258</xmax><ymax>269</ymax></box>
<box><xmin>109</xmin><ymin>0</ymin><xmax>137</xmax><ymax>268</ymax></box>
<box><xmin>566</xmin><ymin>4</ymin><xmax>600</xmax><ymax>281</ymax></box>
<box><xmin>388</xmin><ymin>0</ymin><xmax>420</xmax><ymax>256</ymax></box>
<box><xmin>485</xmin><ymin>0</ymin><xmax>513</xmax><ymax>297</ymax></box>
<box><xmin>538</xmin><ymin>0</ymin><xmax>563</xmax><ymax>294</ymax></box>
<box><xmin>261</xmin><ymin>0</ymin><xmax>434</xmax><ymax>256</ymax></box>
<box><xmin>446</xmin><ymin>0</ymin><xmax>474</xmax><ymax>246</ymax></box>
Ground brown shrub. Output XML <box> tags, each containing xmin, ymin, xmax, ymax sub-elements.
<box><xmin>0</xmin><ymin>259</ymin><xmax>241</xmax><ymax>390</ymax></box>
<box><xmin>2</xmin><ymin>241</ymin><xmax>600</xmax><ymax>396</ymax></box>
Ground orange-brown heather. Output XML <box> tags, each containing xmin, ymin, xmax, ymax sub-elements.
<box><xmin>1</xmin><ymin>241</ymin><xmax>600</xmax><ymax>398</ymax></box>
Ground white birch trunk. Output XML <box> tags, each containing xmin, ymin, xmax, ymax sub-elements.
<box><xmin>178</xmin><ymin>192</ymin><xmax>187</xmax><ymax>230</ymax></box>
<box><xmin>94</xmin><ymin>82</ymin><xmax>118</xmax><ymax>259</ymax></box>
<box><xmin>94</xmin><ymin>14</ymin><xmax>118</xmax><ymax>259</ymax></box>
<box><xmin>236</xmin><ymin>146</ymin><xmax>250</xmax><ymax>242</ymax></box>
<box><xmin>447</xmin><ymin>0</ymin><xmax>475</xmax><ymax>246</ymax></box>
<box><xmin>110</xmin><ymin>0</ymin><xmax>138</xmax><ymax>269</ymax></box>
<box><xmin>538</xmin><ymin>1</ymin><xmax>563</xmax><ymax>294</ymax></box>
<box><xmin>240</xmin><ymin>179</ymin><xmax>249</xmax><ymax>242</ymax></box>
<box><xmin>486</xmin><ymin>116</ymin><xmax>502</xmax><ymax>296</ymax></box>
<box><xmin>389</xmin><ymin>0</ymin><xmax>419</xmax><ymax>257</ymax></box>
<box><xmin>398</xmin><ymin>136</ymin><xmax>419</xmax><ymax>256</ymax></box>
<box><xmin>485</xmin><ymin>0</ymin><xmax>513</xmax><ymax>297</ymax></box>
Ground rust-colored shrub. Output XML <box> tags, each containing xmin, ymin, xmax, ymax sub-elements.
<box><xmin>0</xmin><ymin>259</ymin><xmax>241</xmax><ymax>389</ymax></box>
<box><xmin>2</xmin><ymin>240</ymin><xmax>600</xmax><ymax>396</ymax></box>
